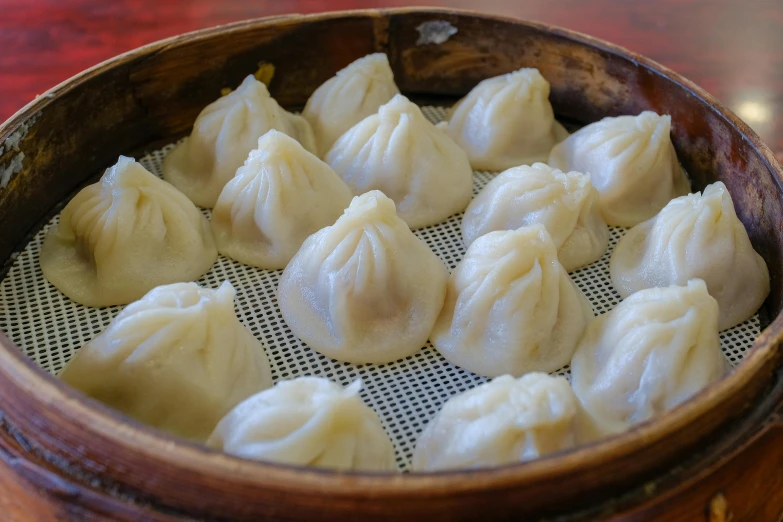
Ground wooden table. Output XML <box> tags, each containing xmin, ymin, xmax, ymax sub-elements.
<box><xmin>1</xmin><ymin>2</ymin><xmax>783</xmax><ymax>521</ymax></box>
<box><xmin>2</xmin><ymin>0</ymin><xmax>782</xmax><ymax>158</ymax></box>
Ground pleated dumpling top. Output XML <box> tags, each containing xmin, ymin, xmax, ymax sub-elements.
<box><xmin>60</xmin><ymin>281</ymin><xmax>272</xmax><ymax>441</ymax></box>
<box><xmin>163</xmin><ymin>75</ymin><xmax>316</xmax><ymax>208</ymax></box>
<box><xmin>444</xmin><ymin>68</ymin><xmax>569</xmax><ymax>171</ymax></box>
<box><xmin>278</xmin><ymin>191</ymin><xmax>449</xmax><ymax>363</ymax></box>
<box><xmin>40</xmin><ymin>156</ymin><xmax>217</xmax><ymax>307</ymax></box>
<box><xmin>209</xmin><ymin>377</ymin><xmax>397</xmax><ymax>471</ymax></box>
<box><xmin>326</xmin><ymin>94</ymin><xmax>473</xmax><ymax>229</ymax></box>
<box><xmin>303</xmin><ymin>53</ymin><xmax>399</xmax><ymax>156</ymax></box>
<box><xmin>211</xmin><ymin>130</ymin><xmax>353</xmax><ymax>269</ymax></box>
<box><xmin>549</xmin><ymin>111</ymin><xmax>690</xmax><ymax>227</ymax></box>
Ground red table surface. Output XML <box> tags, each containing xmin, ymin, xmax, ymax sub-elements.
<box><xmin>1</xmin><ymin>0</ymin><xmax>782</xmax><ymax>158</ymax></box>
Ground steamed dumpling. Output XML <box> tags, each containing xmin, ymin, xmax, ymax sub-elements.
<box><xmin>610</xmin><ymin>182</ymin><xmax>769</xmax><ymax>330</ymax></box>
<box><xmin>461</xmin><ymin>163</ymin><xmax>608</xmax><ymax>271</ymax></box>
<box><xmin>59</xmin><ymin>281</ymin><xmax>272</xmax><ymax>441</ymax></box>
<box><xmin>208</xmin><ymin>377</ymin><xmax>397</xmax><ymax>471</ymax></box>
<box><xmin>443</xmin><ymin>68</ymin><xmax>569</xmax><ymax>171</ymax></box>
<box><xmin>571</xmin><ymin>280</ymin><xmax>728</xmax><ymax>435</ymax></box>
<box><xmin>326</xmin><ymin>94</ymin><xmax>473</xmax><ymax>229</ymax></box>
<box><xmin>431</xmin><ymin>225</ymin><xmax>593</xmax><ymax>377</ymax></box>
<box><xmin>278</xmin><ymin>191</ymin><xmax>448</xmax><ymax>364</ymax></box>
<box><xmin>211</xmin><ymin>130</ymin><xmax>353</xmax><ymax>269</ymax></box>
<box><xmin>548</xmin><ymin>111</ymin><xmax>690</xmax><ymax>227</ymax></box>
<box><xmin>303</xmin><ymin>53</ymin><xmax>400</xmax><ymax>157</ymax></box>
<box><xmin>412</xmin><ymin>373</ymin><xmax>584</xmax><ymax>471</ymax></box>
<box><xmin>40</xmin><ymin>156</ymin><xmax>217</xmax><ymax>307</ymax></box>
<box><xmin>163</xmin><ymin>75</ymin><xmax>316</xmax><ymax>208</ymax></box>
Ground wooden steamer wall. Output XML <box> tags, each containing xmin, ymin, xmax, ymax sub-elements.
<box><xmin>0</xmin><ymin>9</ymin><xmax>782</xmax><ymax>522</ymax></box>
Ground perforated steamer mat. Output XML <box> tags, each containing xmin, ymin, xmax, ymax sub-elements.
<box><xmin>0</xmin><ymin>106</ymin><xmax>762</xmax><ymax>472</ymax></box>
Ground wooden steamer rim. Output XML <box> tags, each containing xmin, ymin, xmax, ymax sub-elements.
<box><xmin>1</xmin><ymin>8</ymin><xmax>782</xmax><ymax>521</ymax></box>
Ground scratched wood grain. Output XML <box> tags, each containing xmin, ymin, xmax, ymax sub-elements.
<box><xmin>1</xmin><ymin>0</ymin><xmax>782</xmax><ymax>158</ymax></box>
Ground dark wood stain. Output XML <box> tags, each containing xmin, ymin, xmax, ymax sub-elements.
<box><xmin>3</xmin><ymin>0</ymin><xmax>782</xmax><ymax>155</ymax></box>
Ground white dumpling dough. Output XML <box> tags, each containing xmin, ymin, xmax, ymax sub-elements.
<box><xmin>163</xmin><ymin>75</ymin><xmax>316</xmax><ymax>208</ymax></box>
<box><xmin>40</xmin><ymin>156</ymin><xmax>217</xmax><ymax>307</ymax></box>
<box><xmin>431</xmin><ymin>225</ymin><xmax>594</xmax><ymax>377</ymax></box>
<box><xmin>462</xmin><ymin>163</ymin><xmax>608</xmax><ymax>271</ymax></box>
<box><xmin>413</xmin><ymin>373</ymin><xmax>584</xmax><ymax>471</ymax></box>
<box><xmin>211</xmin><ymin>130</ymin><xmax>353</xmax><ymax>269</ymax></box>
<box><xmin>443</xmin><ymin>68</ymin><xmax>569</xmax><ymax>171</ymax></box>
<box><xmin>59</xmin><ymin>281</ymin><xmax>272</xmax><ymax>441</ymax></box>
<box><xmin>548</xmin><ymin>111</ymin><xmax>690</xmax><ymax>227</ymax></box>
<box><xmin>208</xmin><ymin>377</ymin><xmax>397</xmax><ymax>471</ymax></box>
<box><xmin>326</xmin><ymin>94</ymin><xmax>473</xmax><ymax>229</ymax></box>
<box><xmin>571</xmin><ymin>280</ymin><xmax>728</xmax><ymax>435</ymax></box>
<box><xmin>278</xmin><ymin>190</ymin><xmax>448</xmax><ymax>364</ymax></box>
<box><xmin>303</xmin><ymin>53</ymin><xmax>400</xmax><ymax>157</ymax></box>
<box><xmin>610</xmin><ymin>181</ymin><xmax>769</xmax><ymax>330</ymax></box>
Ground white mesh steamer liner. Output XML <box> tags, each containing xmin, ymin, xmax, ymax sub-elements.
<box><xmin>0</xmin><ymin>106</ymin><xmax>761</xmax><ymax>471</ymax></box>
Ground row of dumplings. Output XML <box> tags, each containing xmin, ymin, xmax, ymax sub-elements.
<box><xmin>166</xmin><ymin>53</ymin><xmax>689</xmax><ymax>230</ymax></box>
<box><xmin>54</xmin><ymin>184</ymin><xmax>767</xmax><ymax>472</ymax></box>
<box><xmin>37</xmin><ymin>55</ymin><xmax>716</xmax><ymax>296</ymax></box>
<box><xmin>58</xmin><ymin>273</ymin><xmax>728</xmax><ymax>472</ymax></box>
<box><xmin>43</xmin><ymin>153</ymin><xmax>769</xmax><ymax>369</ymax></box>
<box><xmin>45</xmin><ymin>53</ymin><xmax>770</xmax><ymax>472</ymax></box>
<box><xmin>42</xmin><ymin>53</ymin><xmax>761</xmax><ymax>315</ymax></box>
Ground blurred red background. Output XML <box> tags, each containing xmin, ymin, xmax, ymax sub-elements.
<box><xmin>2</xmin><ymin>0</ymin><xmax>782</xmax><ymax>154</ymax></box>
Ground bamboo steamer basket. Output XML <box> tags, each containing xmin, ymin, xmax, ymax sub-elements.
<box><xmin>0</xmin><ymin>8</ymin><xmax>782</xmax><ymax>522</ymax></box>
